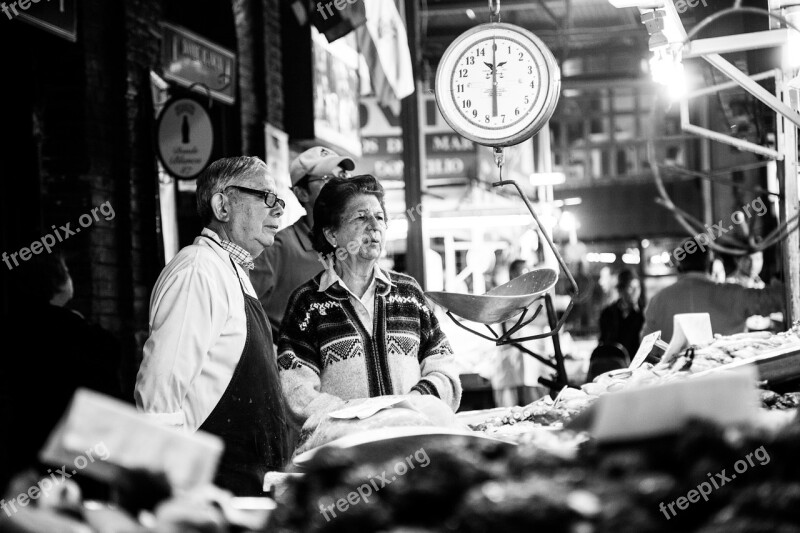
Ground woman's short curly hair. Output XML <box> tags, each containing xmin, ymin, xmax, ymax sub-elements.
<box><xmin>312</xmin><ymin>174</ymin><xmax>386</xmax><ymax>257</ymax></box>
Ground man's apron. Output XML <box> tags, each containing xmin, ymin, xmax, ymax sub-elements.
<box><xmin>199</xmin><ymin>243</ymin><xmax>289</xmax><ymax>495</ymax></box>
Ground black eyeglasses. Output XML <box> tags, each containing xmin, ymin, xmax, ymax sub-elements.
<box><xmin>226</xmin><ymin>185</ymin><xmax>285</xmax><ymax>209</ymax></box>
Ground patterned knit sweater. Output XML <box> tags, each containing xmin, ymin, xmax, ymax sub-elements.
<box><xmin>277</xmin><ymin>269</ymin><xmax>462</xmax><ymax>425</ymax></box>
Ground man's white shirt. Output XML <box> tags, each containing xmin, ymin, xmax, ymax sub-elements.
<box><xmin>135</xmin><ymin>229</ymin><xmax>257</xmax><ymax>431</ymax></box>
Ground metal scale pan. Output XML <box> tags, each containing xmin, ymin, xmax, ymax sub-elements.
<box><xmin>425</xmin><ymin>268</ymin><xmax>558</xmax><ymax>325</ymax></box>
<box><xmin>424</xmin><ymin>179</ymin><xmax>578</xmax><ymax>392</ymax></box>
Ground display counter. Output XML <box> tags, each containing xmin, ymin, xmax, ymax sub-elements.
<box><xmin>463</xmin><ymin>326</ymin><xmax>800</xmax><ymax>442</ymax></box>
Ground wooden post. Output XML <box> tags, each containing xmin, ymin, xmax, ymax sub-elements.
<box><xmin>776</xmin><ymin>68</ymin><xmax>800</xmax><ymax>324</ymax></box>
<box><xmin>401</xmin><ymin>0</ymin><xmax>426</xmax><ymax>288</ymax></box>
<box><xmin>768</xmin><ymin>0</ymin><xmax>800</xmax><ymax>324</ymax></box>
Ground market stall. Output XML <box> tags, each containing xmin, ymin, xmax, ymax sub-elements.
<box><xmin>266</xmin><ymin>368</ymin><xmax>800</xmax><ymax>532</ymax></box>
<box><xmin>464</xmin><ymin>324</ymin><xmax>800</xmax><ymax>442</ymax></box>
<box><xmin>4</xmin><ymin>1</ymin><xmax>800</xmax><ymax>532</ymax></box>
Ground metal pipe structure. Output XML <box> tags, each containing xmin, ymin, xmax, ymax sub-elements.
<box><xmin>702</xmin><ymin>53</ymin><xmax>800</xmax><ymax>130</ymax></box>
<box><xmin>679</xmin><ymin>98</ymin><xmax>784</xmax><ymax>160</ymax></box>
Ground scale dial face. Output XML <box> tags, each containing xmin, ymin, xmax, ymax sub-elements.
<box><xmin>435</xmin><ymin>23</ymin><xmax>561</xmax><ymax>147</ymax></box>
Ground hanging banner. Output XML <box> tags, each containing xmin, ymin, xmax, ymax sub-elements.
<box><xmin>156</xmin><ymin>98</ymin><xmax>214</xmax><ymax>180</ymax></box>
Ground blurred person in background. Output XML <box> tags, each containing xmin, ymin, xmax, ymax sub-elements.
<box><xmin>251</xmin><ymin>146</ymin><xmax>355</xmax><ymax>339</ymax></box>
<box><xmin>642</xmin><ymin>239</ymin><xmax>783</xmax><ymax>343</ymax></box>
<box><xmin>1</xmin><ymin>253</ymin><xmax>121</xmax><ymax>490</ymax></box>
<box><xmin>726</xmin><ymin>251</ymin><xmax>765</xmax><ymax>289</ymax></box>
<box><xmin>711</xmin><ymin>257</ymin><xmax>727</xmax><ymax>283</ymax></box>
<box><xmin>597</xmin><ymin>266</ymin><xmax>616</xmax><ymax>309</ymax></box>
<box><xmin>598</xmin><ymin>269</ymin><xmax>644</xmax><ymax>361</ymax></box>
<box><xmin>485</xmin><ymin>259</ymin><xmax>552</xmax><ymax>406</ymax></box>
<box><xmin>490</xmin><ymin>259</ymin><xmax>531</xmax><ymax>406</ymax></box>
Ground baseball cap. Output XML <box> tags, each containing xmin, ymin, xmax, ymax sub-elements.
<box><xmin>289</xmin><ymin>146</ymin><xmax>355</xmax><ymax>186</ymax></box>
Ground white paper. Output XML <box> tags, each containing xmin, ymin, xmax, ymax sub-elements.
<box><xmin>630</xmin><ymin>331</ymin><xmax>661</xmax><ymax>369</ymax></box>
<box><xmin>590</xmin><ymin>366</ymin><xmax>759</xmax><ymax>442</ymax></box>
<box><xmin>39</xmin><ymin>389</ymin><xmax>223</xmax><ymax>491</ymax></box>
<box><xmin>665</xmin><ymin>313</ymin><xmax>714</xmax><ymax>360</ymax></box>
<box><xmin>327</xmin><ymin>397</ymin><xmax>414</xmax><ymax>420</ymax></box>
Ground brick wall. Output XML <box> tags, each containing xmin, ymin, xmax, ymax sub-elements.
<box><xmin>233</xmin><ymin>0</ymin><xmax>265</xmax><ymax>156</ymax></box>
<box><xmin>120</xmin><ymin>0</ymin><xmax>164</xmax><ymax>396</ymax></box>
<box><xmin>81</xmin><ymin>0</ymin><xmax>128</xmax><ymax>335</ymax></box>
<box><xmin>263</xmin><ymin>0</ymin><xmax>284</xmax><ymax>130</ymax></box>
<box><xmin>233</xmin><ymin>0</ymin><xmax>285</xmax><ymax>156</ymax></box>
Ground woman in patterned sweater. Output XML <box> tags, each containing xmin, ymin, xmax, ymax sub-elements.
<box><xmin>277</xmin><ymin>175</ymin><xmax>462</xmax><ymax>426</ymax></box>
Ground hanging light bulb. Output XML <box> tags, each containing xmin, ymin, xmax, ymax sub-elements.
<box><xmin>641</xmin><ymin>8</ymin><xmax>687</xmax><ymax>100</ymax></box>
<box><xmin>649</xmin><ymin>45</ymin><xmax>687</xmax><ymax>100</ymax></box>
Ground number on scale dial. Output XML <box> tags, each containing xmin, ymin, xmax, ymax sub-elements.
<box><xmin>454</xmin><ymin>39</ymin><xmax>538</xmax><ymax>128</ymax></box>
<box><xmin>435</xmin><ymin>23</ymin><xmax>560</xmax><ymax>147</ymax></box>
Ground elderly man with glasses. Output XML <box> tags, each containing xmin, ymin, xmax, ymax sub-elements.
<box><xmin>252</xmin><ymin>146</ymin><xmax>355</xmax><ymax>338</ymax></box>
<box><xmin>135</xmin><ymin>156</ymin><xmax>289</xmax><ymax>496</ymax></box>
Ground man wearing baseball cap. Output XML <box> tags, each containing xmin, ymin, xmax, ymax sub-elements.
<box><xmin>252</xmin><ymin>146</ymin><xmax>355</xmax><ymax>338</ymax></box>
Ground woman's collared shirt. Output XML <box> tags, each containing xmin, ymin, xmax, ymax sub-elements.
<box><xmin>317</xmin><ymin>265</ymin><xmax>394</xmax><ymax>336</ymax></box>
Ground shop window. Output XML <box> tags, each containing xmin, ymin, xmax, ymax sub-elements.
<box><xmin>614</xmin><ymin>115</ymin><xmax>636</xmax><ymax>140</ymax></box>
<box><xmin>612</xmin><ymin>87</ymin><xmax>636</xmax><ymax>112</ymax></box>
<box><xmin>551</xmin><ymin>82</ymin><xmax>693</xmax><ymax>183</ymax></box>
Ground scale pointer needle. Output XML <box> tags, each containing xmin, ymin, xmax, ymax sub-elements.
<box><xmin>491</xmin><ymin>39</ymin><xmax>498</xmax><ymax>117</ymax></box>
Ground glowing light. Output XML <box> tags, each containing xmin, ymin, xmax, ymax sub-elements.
<box><xmin>622</xmin><ymin>248</ymin><xmax>640</xmax><ymax>264</ymax></box>
<box><xmin>560</xmin><ymin>197</ymin><xmax>582</xmax><ymax>206</ymax></box>
<box><xmin>465</xmin><ymin>8</ymin><xmax>476</xmax><ymax>19</ymax></box>
<box><xmin>622</xmin><ymin>253</ymin><xmax>640</xmax><ymax>264</ymax></box>
<box><xmin>785</xmin><ymin>7</ymin><xmax>800</xmax><ymax>70</ymax></box>
<box><xmin>587</xmin><ymin>253</ymin><xmax>616</xmax><ymax>264</ymax></box>
<box><xmin>649</xmin><ymin>45</ymin><xmax>687</xmax><ymax>100</ymax></box>
<box><xmin>650</xmin><ymin>251</ymin><xmax>672</xmax><ymax>265</ymax></box>
<box><xmin>529</xmin><ymin>172</ymin><xmax>566</xmax><ymax>186</ymax></box>
<box><xmin>559</xmin><ymin>211</ymin><xmax>578</xmax><ymax>233</ymax></box>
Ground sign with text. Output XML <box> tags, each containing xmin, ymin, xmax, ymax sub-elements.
<box><xmin>161</xmin><ymin>23</ymin><xmax>236</xmax><ymax>105</ymax></box>
<box><xmin>156</xmin><ymin>98</ymin><xmax>214</xmax><ymax>180</ymax></box>
<box><xmin>16</xmin><ymin>0</ymin><xmax>77</xmax><ymax>42</ymax></box>
<box><xmin>360</xmin><ymin>134</ymin><xmax>476</xmax><ymax>180</ymax></box>
<box><xmin>359</xmin><ymin>96</ymin><xmax>476</xmax><ymax>182</ymax></box>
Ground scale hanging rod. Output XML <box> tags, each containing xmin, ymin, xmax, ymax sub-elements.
<box><xmin>489</xmin><ymin>0</ymin><xmax>500</xmax><ymax>21</ymax></box>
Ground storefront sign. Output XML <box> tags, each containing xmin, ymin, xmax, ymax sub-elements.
<box><xmin>156</xmin><ymin>98</ymin><xmax>214</xmax><ymax>180</ymax></box>
<box><xmin>17</xmin><ymin>0</ymin><xmax>77</xmax><ymax>42</ymax></box>
<box><xmin>359</xmin><ymin>95</ymin><xmax>476</xmax><ymax>181</ymax></box>
<box><xmin>161</xmin><ymin>23</ymin><xmax>236</xmax><ymax>105</ymax></box>
<box><xmin>360</xmin><ymin>135</ymin><xmax>475</xmax><ymax>180</ymax></box>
